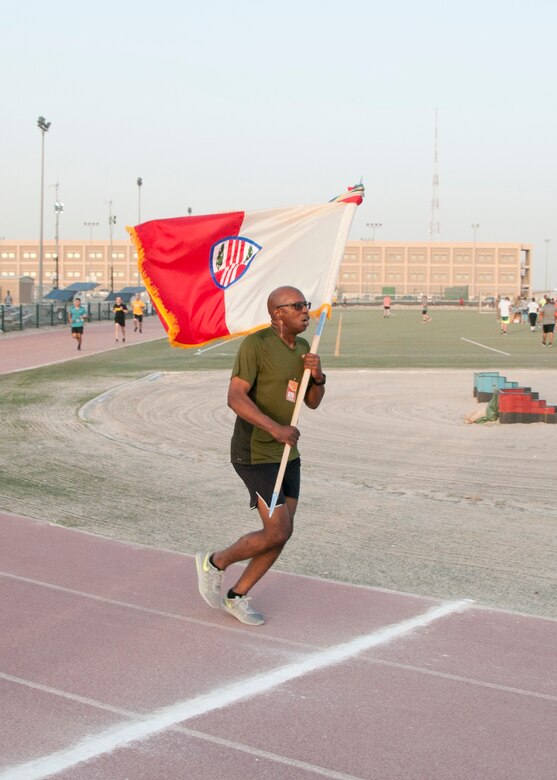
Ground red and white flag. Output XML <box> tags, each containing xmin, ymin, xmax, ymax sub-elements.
<box><xmin>127</xmin><ymin>186</ymin><xmax>364</xmax><ymax>348</ymax></box>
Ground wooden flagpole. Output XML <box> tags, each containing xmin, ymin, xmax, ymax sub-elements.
<box><xmin>334</xmin><ymin>312</ymin><xmax>343</xmax><ymax>357</ymax></box>
<box><xmin>267</xmin><ymin>185</ymin><xmax>364</xmax><ymax>517</ymax></box>
<box><xmin>268</xmin><ymin>310</ymin><xmax>327</xmax><ymax>516</ymax></box>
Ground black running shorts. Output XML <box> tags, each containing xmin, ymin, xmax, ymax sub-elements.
<box><xmin>233</xmin><ymin>457</ymin><xmax>301</xmax><ymax>510</ymax></box>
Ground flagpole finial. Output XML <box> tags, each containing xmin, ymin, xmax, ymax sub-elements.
<box><xmin>330</xmin><ymin>184</ymin><xmax>365</xmax><ymax>205</ymax></box>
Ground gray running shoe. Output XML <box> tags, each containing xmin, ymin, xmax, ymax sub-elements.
<box><xmin>222</xmin><ymin>595</ymin><xmax>265</xmax><ymax>626</ymax></box>
<box><xmin>195</xmin><ymin>552</ymin><xmax>224</xmax><ymax>609</ymax></box>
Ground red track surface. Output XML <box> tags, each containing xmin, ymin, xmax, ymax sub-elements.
<box><xmin>0</xmin><ymin>512</ymin><xmax>555</xmax><ymax>779</ymax></box>
<box><xmin>0</xmin><ymin>316</ymin><xmax>165</xmax><ymax>375</ymax></box>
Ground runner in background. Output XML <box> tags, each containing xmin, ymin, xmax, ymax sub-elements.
<box><xmin>132</xmin><ymin>294</ymin><xmax>146</xmax><ymax>334</ymax></box>
<box><xmin>68</xmin><ymin>297</ymin><xmax>88</xmax><ymax>351</ymax></box>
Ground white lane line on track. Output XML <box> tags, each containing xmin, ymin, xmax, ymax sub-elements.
<box><xmin>195</xmin><ymin>335</ymin><xmax>241</xmax><ymax>354</ymax></box>
<box><xmin>460</xmin><ymin>337</ymin><xmax>511</xmax><ymax>356</ymax></box>
<box><xmin>0</xmin><ymin>570</ymin><xmax>315</xmax><ymax>651</ymax></box>
<box><xmin>0</xmin><ymin>599</ymin><xmax>472</xmax><ymax>780</ymax></box>
<box><xmin>0</xmin><ymin>673</ymin><xmax>363</xmax><ymax>780</ymax></box>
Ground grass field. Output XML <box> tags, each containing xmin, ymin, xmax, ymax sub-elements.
<box><xmin>2</xmin><ymin>309</ymin><xmax>554</xmax><ymax>387</ymax></box>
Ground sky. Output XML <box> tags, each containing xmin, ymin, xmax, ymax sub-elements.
<box><xmin>2</xmin><ymin>0</ymin><xmax>557</xmax><ymax>288</ymax></box>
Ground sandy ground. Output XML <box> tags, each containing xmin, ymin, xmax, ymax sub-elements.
<box><xmin>2</xmin><ymin>367</ymin><xmax>555</xmax><ymax>618</ymax></box>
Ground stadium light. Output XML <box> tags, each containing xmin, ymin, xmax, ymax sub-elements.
<box><xmin>37</xmin><ymin>116</ymin><xmax>52</xmax><ymax>301</ymax></box>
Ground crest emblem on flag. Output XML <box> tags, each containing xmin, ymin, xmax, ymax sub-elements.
<box><xmin>209</xmin><ymin>236</ymin><xmax>262</xmax><ymax>290</ymax></box>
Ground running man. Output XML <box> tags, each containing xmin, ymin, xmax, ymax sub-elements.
<box><xmin>196</xmin><ymin>286</ymin><xmax>326</xmax><ymax>626</ymax></box>
<box><xmin>132</xmin><ymin>294</ymin><xmax>146</xmax><ymax>333</ymax></box>
<box><xmin>68</xmin><ymin>297</ymin><xmax>88</xmax><ymax>351</ymax></box>
<box><xmin>113</xmin><ymin>296</ymin><xmax>129</xmax><ymax>342</ymax></box>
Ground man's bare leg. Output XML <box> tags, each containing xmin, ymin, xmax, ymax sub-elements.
<box><xmin>213</xmin><ymin>496</ymin><xmax>297</xmax><ymax>595</ymax></box>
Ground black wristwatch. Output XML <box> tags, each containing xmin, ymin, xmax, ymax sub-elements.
<box><xmin>312</xmin><ymin>373</ymin><xmax>326</xmax><ymax>386</ymax></box>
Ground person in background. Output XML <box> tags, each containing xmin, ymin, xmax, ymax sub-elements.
<box><xmin>4</xmin><ymin>290</ymin><xmax>13</xmax><ymax>305</ymax></box>
<box><xmin>540</xmin><ymin>296</ymin><xmax>556</xmax><ymax>347</ymax></box>
<box><xmin>421</xmin><ymin>294</ymin><xmax>432</xmax><ymax>323</ymax></box>
<box><xmin>132</xmin><ymin>294</ymin><xmax>146</xmax><ymax>333</ymax></box>
<box><xmin>498</xmin><ymin>296</ymin><xmax>511</xmax><ymax>334</ymax></box>
<box><xmin>68</xmin><ymin>297</ymin><xmax>88</xmax><ymax>351</ymax></box>
<box><xmin>527</xmin><ymin>297</ymin><xmax>539</xmax><ymax>332</ymax></box>
<box><xmin>383</xmin><ymin>295</ymin><xmax>391</xmax><ymax>318</ymax></box>
<box><xmin>113</xmin><ymin>296</ymin><xmax>129</xmax><ymax>342</ymax></box>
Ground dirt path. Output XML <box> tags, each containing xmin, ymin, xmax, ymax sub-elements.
<box><xmin>2</xmin><ymin>366</ymin><xmax>554</xmax><ymax>618</ymax></box>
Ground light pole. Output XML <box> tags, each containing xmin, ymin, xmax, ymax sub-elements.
<box><xmin>366</xmin><ymin>222</ymin><xmax>382</xmax><ymax>242</ymax></box>
<box><xmin>136</xmin><ymin>178</ymin><xmax>143</xmax><ymax>284</ymax></box>
<box><xmin>37</xmin><ymin>116</ymin><xmax>51</xmax><ymax>301</ymax></box>
<box><xmin>366</xmin><ymin>222</ymin><xmax>382</xmax><ymax>297</ymax></box>
<box><xmin>137</xmin><ymin>177</ymin><xmax>143</xmax><ymax>224</ymax></box>
<box><xmin>471</xmin><ymin>223</ymin><xmax>480</xmax><ymax>302</ymax></box>
<box><xmin>51</xmin><ymin>182</ymin><xmax>64</xmax><ymax>290</ymax></box>
<box><xmin>545</xmin><ymin>239</ymin><xmax>550</xmax><ymax>292</ymax></box>
<box><xmin>108</xmin><ymin>203</ymin><xmax>116</xmax><ymax>292</ymax></box>
<box><xmin>83</xmin><ymin>221</ymin><xmax>99</xmax><ymax>283</ymax></box>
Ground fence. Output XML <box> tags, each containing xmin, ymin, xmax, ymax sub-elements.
<box><xmin>0</xmin><ymin>302</ymin><xmax>154</xmax><ymax>333</ymax></box>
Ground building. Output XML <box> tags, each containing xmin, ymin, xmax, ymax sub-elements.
<box><xmin>338</xmin><ymin>241</ymin><xmax>531</xmax><ymax>301</ymax></box>
<box><xmin>0</xmin><ymin>238</ymin><xmax>532</xmax><ymax>302</ymax></box>
<box><xmin>0</xmin><ymin>239</ymin><xmax>140</xmax><ymax>298</ymax></box>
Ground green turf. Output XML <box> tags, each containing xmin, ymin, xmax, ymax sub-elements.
<box><xmin>320</xmin><ymin>309</ymin><xmax>557</xmax><ymax>369</ymax></box>
<box><xmin>1</xmin><ymin>309</ymin><xmax>555</xmax><ymax>391</ymax></box>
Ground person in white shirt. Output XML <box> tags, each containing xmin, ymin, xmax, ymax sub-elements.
<box><xmin>527</xmin><ymin>298</ymin><xmax>539</xmax><ymax>332</ymax></box>
<box><xmin>498</xmin><ymin>297</ymin><xmax>511</xmax><ymax>334</ymax></box>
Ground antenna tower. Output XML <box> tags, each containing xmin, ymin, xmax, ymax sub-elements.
<box><xmin>429</xmin><ymin>109</ymin><xmax>440</xmax><ymax>241</ymax></box>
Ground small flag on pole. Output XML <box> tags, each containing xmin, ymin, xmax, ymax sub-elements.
<box><xmin>127</xmin><ymin>185</ymin><xmax>364</xmax><ymax>348</ymax></box>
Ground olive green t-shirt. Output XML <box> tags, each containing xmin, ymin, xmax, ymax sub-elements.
<box><xmin>230</xmin><ymin>327</ymin><xmax>311</xmax><ymax>464</ymax></box>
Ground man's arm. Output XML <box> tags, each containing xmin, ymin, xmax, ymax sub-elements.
<box><xmin>228</xmin><ymin>376</ymin><xmax>300</xmax><ymax>447</ymax></box>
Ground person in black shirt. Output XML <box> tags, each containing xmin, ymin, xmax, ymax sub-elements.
<box><xmin>113</xmin><ymin>296</ymin><xmax>129</xmax><ymax>342</ymax></box>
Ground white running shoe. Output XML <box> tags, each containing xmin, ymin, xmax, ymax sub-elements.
<box><xmin>222</xmin><ymin>595</ymin><xmax>265</xmax><ymax>626</ymax></box>
<box><xmin>195</xmin><ymin>552</ymin><xmax>224</xmax><ymax>609</ymax></box>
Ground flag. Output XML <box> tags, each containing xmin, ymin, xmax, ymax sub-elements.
<box><xmin>127</xmin><ymin>185</ymin><xmax>364</xmax><ymax>348</ymax></box>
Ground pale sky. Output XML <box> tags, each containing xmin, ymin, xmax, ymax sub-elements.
<box><xmin>2</xmin><ymin>0</ymin><xmax>556</xmax><ymax>288</ymax></box>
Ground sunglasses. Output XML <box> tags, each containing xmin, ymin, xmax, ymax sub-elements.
<box><xmin>275</xmin><ymin>301</ymin><xmax>311</xmax><ymax>311</ymax></box>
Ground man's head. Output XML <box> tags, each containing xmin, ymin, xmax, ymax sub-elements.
<box><xmin>115</xmin><ymin>296</ymin><xmax>123</xmax><ymax>304</ymax></box>
<box><xmin>268</xmin><ymin>286</ymin><xmax>311</xmax><ymax>334</ymax></box>
<box><xmin>74</xmin><ymin>298</ymin><xmax>81</xmax><ymax>305</ymax></box>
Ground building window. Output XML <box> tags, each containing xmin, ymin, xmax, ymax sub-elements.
<box><xmin>23</xmin><ymin>252</ymin><xmax>37</xmax><ymax>259</ymax></box>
